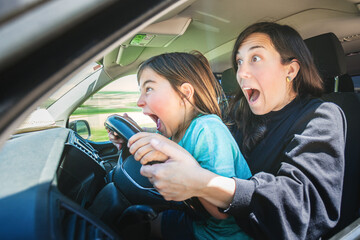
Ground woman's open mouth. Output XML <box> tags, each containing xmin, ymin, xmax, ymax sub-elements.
<box><xmin>243</xmin><ymin>87</ymin><xmax>260</xmax><ymax>103</ymax></box>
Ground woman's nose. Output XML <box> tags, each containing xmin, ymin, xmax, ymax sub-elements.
<box><xmin>137</xmin><ymin>94</ymin><xmax>145</xmax><ymax>107</ymax></box>
<box><xmin>237</xmin><ymin>63</ymin><xmax>251</xmax><ymax>80</ymax></box>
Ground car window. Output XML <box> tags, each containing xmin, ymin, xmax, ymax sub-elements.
<box><xmin>0</xmin><ymin>0</ymin><xmax>42</xmax><ymax>24</ymax></box>
<box><xmin>69</xmin><ymin>74</ymin><xmax>155</xmax><ymax>141</ymax></box>
<box><xmin>352</xmin><ymin>75</ymin><xmax>360</xmax><ymax>93</ymax></box>
<box><xmin>42</xmin><ymin>62</ymin><xmax>102</xmax><ymax>109</ymax></box>
<box><xmin>15</xmin><ymin>62</ymin><xmax>103</xmax><ymax>135</ymax></box>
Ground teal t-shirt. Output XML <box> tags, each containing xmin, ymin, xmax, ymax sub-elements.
<box><xmin>178</xmin><ymin>114</ymin><xmax>252</xmax><ymax>240</ymax></box>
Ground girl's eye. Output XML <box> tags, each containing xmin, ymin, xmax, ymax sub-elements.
<box><xmin>146</xmin><ymin>87</ymin><xmax>153</xmax><ymax>93</ymax></box>
<box><xmin>252</xmin><ymin>56</ymin><xmax>261</xmax><ymax>62</ymax></box>
<box><xmin>237</xmin><ymin>59</ymin><xmax>243</xmax><ymax>65</ymax></box>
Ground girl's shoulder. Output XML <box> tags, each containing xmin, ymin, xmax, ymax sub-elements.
<box><xmin>186</xmin><ymin>114</ymin><xmax>233</xmax><ymax>140</ymax></box>
<box><xmin>191</xmin><ymin>114</ymin><xmax>224</xmax><ymax>128</ymax></box>
<box><xmin>193</xmin><ymin>113</ymin><xmax>222</xmax><ymax>123</ymax></box>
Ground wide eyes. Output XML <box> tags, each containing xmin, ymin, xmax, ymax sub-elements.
<box><xmin>237</xmin><ymin>55</ymin><xmax>261</xmax><ymax>66</ymax></box>
<box><xmin>252</xmin><ymin>56</ymin><xmax>261</xmax><ymax>62</ymax></box>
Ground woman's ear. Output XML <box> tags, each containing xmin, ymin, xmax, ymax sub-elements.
<box><xmin>287</xmin><ymin>59</ymin><xmax>300</xmax><ymax>80</ymax></box>
<box><xmin>180</xmin><ymin>83</ymin><xmax>194</xmax><ymax>101</ymax></box>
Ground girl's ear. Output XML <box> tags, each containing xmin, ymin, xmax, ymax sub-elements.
<box><xmin>287</xmin><ymin>59</ymin><xmax>300</xmax><ymax>80</ymax></box>
<box><xmin>180</xmin><ymin>83</ymin><xmax>194</xmax><ymax>101</ymax></box>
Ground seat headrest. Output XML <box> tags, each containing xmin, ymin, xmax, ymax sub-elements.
<box><xmin>304</xmin><ymin>32</ymin><xmax>347</xmax><ymax>78</ymax></box>
<box><xmin>221</xmin><ymin>68</ymin><xmax>239</xmax><ymax>96</ymax></box>
<box><xmin>338</xmin><ymin>74</ymin><xmax>354</xmax><ymax>92</ymax></box>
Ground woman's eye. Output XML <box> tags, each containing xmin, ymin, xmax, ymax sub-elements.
<box><xmin>237</xmin><ymin>59</ymin><xmax>243</xmax><ymax>65</ymax></box>
<box><xmin>252</xmin><ymin>56</ymin><xmax>261</xmax><ymax>62</ymax></box>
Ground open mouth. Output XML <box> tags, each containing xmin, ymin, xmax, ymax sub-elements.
<box><xmin>148</xmin><ymin>114</ymin><xmax>162</xmax><ymax>131</ymax></box>
<box><xmin>243</xmin><ymin>87</ymin><xmax>260</xmax><ymax>103</ymax></box>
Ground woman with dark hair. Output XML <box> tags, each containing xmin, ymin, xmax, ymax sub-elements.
<box><xmin>228</xmin><ymin>22</ymin><xmax>324</xmax><ymax>155</ymax></box>
<box><xmin>120</xmin><ymin>22</ymin><xmax>346</xmax><ymax>239</ymax></box>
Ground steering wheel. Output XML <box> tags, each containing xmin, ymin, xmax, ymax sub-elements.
<box><xmin>105</xmin><ymin>115</ymin><xmax>210</xmax><ymax>227</ymax></box>
<box><xmin>105</xmin><ymin>115</ymin><xmax>186</xmax><ymax>211</ymax></box>
<box><xmin>105</xmin><ymin>115</ymin><xmax>210</xmax><ymax>220</ymax></box>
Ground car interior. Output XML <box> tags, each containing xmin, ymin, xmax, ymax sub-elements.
<box><xmin>0</xmin><ymin>0</ymin><xmax>360</xmax><ymax>239</ymax></box>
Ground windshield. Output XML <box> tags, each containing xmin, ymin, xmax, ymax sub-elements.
<box><xmin>15</xmin><ymin>62</ymin><xmax>103</xmax><ymax>134</ymax></box>
<box><xmin>41</xmin><ymin>62</ymin><xmax>102</xmax><ymax>109</ymax></box>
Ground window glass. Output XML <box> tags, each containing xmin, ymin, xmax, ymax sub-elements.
<box><xmin>0</xmin><ymin>0</ymin><xmax>42</xmax><ymax>23</ymax></box>
<box><xmin>69</xmin><ymin>74</ymin><xmax>155</xmax><ymax>141</ymax></box>
<box><xmin>352</xmin><ymin>75</ymin><xmax>360</xmax><ymax>93</ymax></box>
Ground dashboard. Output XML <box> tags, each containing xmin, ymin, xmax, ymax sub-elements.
<box><xmin>58</xmin><ymin>130</ymin><xmax>106</xmax><ymax>207</ymax></box>
<box><xmin>0</xmin><ymin>126</ymin><xmax>182</xmax><ymax>240</ymax></box>
<box><xmin>0</xmin><ymin>128</ymin><xmax>119</xmax><ymax>239</ymax></box>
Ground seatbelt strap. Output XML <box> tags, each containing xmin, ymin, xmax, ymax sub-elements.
<box><xmin>334</xmin><ymin>75</ymin><xmax>339</xmax><ymax>92</ymax></box>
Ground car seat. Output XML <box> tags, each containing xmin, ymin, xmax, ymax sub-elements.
<box><xmin>220</xmin><ymin>68</ymin><xmax>239</xmax><ymax>99</ymax></box>
<box><xmin>304</xmin><ymin>32</ymin><xmax>360</xmax><ymax>238</ymax></box>
<box><xmin>304</xmin><ymin>32</ymin><xmax>354</xmax><ymax>93</ymax></box>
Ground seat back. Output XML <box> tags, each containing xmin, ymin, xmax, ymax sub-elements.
<box><xmin>305</xmin><ymin>33</ymin><xmax>360</xmax><ymax>237</ymax></box>
<box><xmin>305</xmin><ymin>32</ymin><xmax>355</xmax><ymax>93</ymax></box>
<box><xmin>323</xmin><ymin>73</ymin><xmax>355</xmax><ymax>93</ymax></box>
<box><xmin>220</xmin><ymin>68</ymin><xmax>239</xmax><ymax>99</ymax></box>
<box><xmin>321</xmin><ymin>92</ymin><xmax>360</xmax><ymax>234</ymax></box>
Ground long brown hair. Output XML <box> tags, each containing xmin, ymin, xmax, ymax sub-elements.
<box><xmin>228</xmin><ymin>22</ymin><xmax>324</xmax><ymax>153</ymax></box>
<box><xmin>137</xmin><ymin>51</ymin><xmax>224</xmax><ymax>139</ymax></box>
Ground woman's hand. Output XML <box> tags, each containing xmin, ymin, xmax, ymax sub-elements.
<box><xmin>128</xmin><ymin>132</ymin><xmax>169</xmax><ymax>164</ymax></box>
<box><xmin>138</xmin><ymin>137</ymin><xmax>205</xmax><ymax>201</ymax></box>
<box><xmin>139</xmin><ymin>138</ymin><xmax>236</xmax><ymax>207</ymax></box>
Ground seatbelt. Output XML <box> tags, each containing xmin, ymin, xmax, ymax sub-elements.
<box><xmin>334</xmin><ymin>75</ymin><xmax>339</xmax><ymax>92</ymax></box>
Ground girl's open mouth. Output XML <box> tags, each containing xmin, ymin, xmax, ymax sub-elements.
<box><xmin>243</xmin><ymin>87</ymin><xmax>260</xmax><ymax>103</ymax></box>
<box><xmin>149</xmin><ymin>114</ymin><xmax>162</xmax><ymax>131</ymax></box>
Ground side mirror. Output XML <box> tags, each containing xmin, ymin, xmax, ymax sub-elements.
<box><xmin>69</xmin><ymin>120</ymin><xmax>91</xmax><ymax>139</ymax></box>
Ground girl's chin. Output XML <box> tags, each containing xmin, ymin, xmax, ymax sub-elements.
<box><xmin>157</xmin><ymin>129</ymin><xmax>169</xmax><ymax>138</ymax></box>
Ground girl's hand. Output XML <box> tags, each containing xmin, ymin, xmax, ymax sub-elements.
<box><xmin>106</xmin><ymin>113</ymin><xmax>140</xmax><ymax>150</ymax></box>
<box><xmin>106</xmin><ymin>128</ymin><xmax>125</xmax><ymax>150</ymax></box>
<box><xmin>128</xmin><ymin>132</ymin><xmax>169</xmax><ymax>164</ymax></box>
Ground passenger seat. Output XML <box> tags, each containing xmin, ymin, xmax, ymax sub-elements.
<box><xmin>305</xmin><ymin>32</ymin><xmax>360</xmax><ymax>238</ymax></box>
<box><xmin>220</xmin><ymin>68</ymin><xmax>239</xmax><ymax>99</ymax></box>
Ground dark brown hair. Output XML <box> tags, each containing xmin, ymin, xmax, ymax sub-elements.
<box><xmin>137</xmin><ymin>51</ymin><xmax>224</xmax><ymax>139</ymax></box>
<box><xmin>228</xmin><ymin>22</ymin><xmax>324</xmax><ymax>153</ymax></box>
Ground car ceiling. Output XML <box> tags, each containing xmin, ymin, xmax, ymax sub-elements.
<box><xmin>103</xmin><ymin>0</ymin><xmax>360</xmax><ymax>79</ymax></box>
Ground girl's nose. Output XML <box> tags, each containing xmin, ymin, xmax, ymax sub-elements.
<box><xmin>137</xmin><ymin>94</ymin><xmax>145</xmax><ymax>107</ymax></box>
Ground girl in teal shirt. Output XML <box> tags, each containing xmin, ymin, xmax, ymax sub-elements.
<box><xmin>123</xmin><ymin>51</ymin><xmax>252</xmax><ymax>239</ymax></box>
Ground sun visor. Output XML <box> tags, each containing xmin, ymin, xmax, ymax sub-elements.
<box><xmin>130</xmin><ymin>16</ymin><xmax>192</xmax><ymax>47</ymax></box>
<box><xmin>116</xmin><ymin>17</ymin><xmax>191</xmax><ymax>66</ymax></box>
